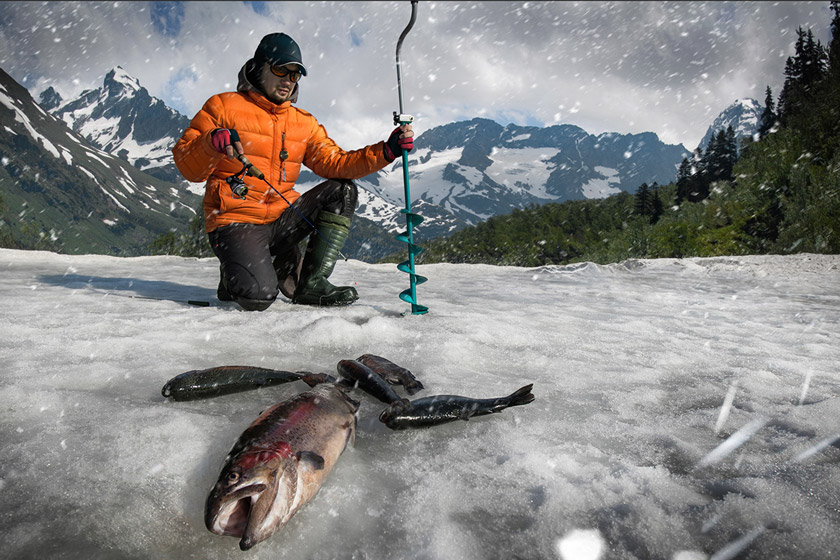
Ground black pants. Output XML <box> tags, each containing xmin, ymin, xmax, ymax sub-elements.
<box><xmin>208</xmin><ymin>179</ymin><xmax>357</xmax><ymax>309</ymax></box>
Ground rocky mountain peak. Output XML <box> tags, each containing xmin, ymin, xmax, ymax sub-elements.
<box><xmin>38</xmin><ymin>86</ymin><xmax>63</xmax><ymax>111</ymax></box>
<box><xmin>104</xmin><ymin>66</ymin><xmax>142</xmax><ymax>97</ymax></box>
<box><xmin>698</xmin><ymin>98</ymin><xmax>762</xmax><ymax>151</ymax></box>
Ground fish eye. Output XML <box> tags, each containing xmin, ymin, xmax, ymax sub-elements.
<box><xmin>227</xmin><ymin>472</ymin><xmax>240</xmax><ymax>484</ymax></box>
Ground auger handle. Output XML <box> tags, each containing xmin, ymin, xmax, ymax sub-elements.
<box><xmin>395</xmin><ymin>1</ymin><xmax>418</xmax><ymax>115</ymax></box>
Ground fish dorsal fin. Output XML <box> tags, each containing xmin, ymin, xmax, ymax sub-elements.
<box><xmin>296</xmin><ymin>451</ymin><xmax>325</xmax><ymax>471</ymax></box>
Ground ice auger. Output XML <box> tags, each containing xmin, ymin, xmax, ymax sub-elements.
<box><xmin>393</xmin><ymin>0</ymin><xmax>428</xmax><ymax>315</ymax></box>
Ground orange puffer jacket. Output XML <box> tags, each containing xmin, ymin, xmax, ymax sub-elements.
<box><xmin>173</xmin><ymin>64</ymin><xmax>390</xmax><ymax>232</ymax></box>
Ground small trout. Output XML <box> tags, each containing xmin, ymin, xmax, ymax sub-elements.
<box><xmin>205</xmin><ymin>384</ymin><xmax>358</xmax><ymax>550</ymax></box>
<box><xmin>356</xmin><ymin>354</ymin><xmax>424</xmax><ymax>395</ymax></box>
<box><xmin>379</xmin><ymin>384</ymin><xmax>535</xmax><ymax>430</ymax></box>
<box><xmin>336</xmin><ymin>359</ymin><xmax>408</xmax><ymax>406</ymax></box>
<box><xmin>161</xmin><ymin>366</ymin><xmax>331</xmax><ymax>401</ymax></box>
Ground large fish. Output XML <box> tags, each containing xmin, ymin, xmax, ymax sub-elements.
<box><xmin>355</xmin><ymin>354</ymin><xmax>424</xmax><ymax>395</ymax></box>
<box><xmin>161</xmin><ymin>366</ymin><xmax>332</xmax><ymax>401</ymax></box>
<box><xmin>205</xmin><ymin>384</ymin><xmax>358</xmax><ymax>550</ymax></box>
<box><xmin>336</xmin><ymin>359</ymin><xmax>408</xmax><ymax>406</ymax></box>
<box><xmin>379</xmin><ymin>384</ymin><xmax>535</xmax><ymax>430</ymax></box>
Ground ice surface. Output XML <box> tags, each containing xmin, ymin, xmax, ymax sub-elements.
<box><xmin>1</xmin><ymin>249</ymin><xmax>838</xmax><ymax>559</ymax></box>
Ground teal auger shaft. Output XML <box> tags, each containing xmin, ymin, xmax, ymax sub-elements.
<box><xmin>393</xmin><ymin>0</ymin><xmax>427</xmax><ymax>315</ymax></box>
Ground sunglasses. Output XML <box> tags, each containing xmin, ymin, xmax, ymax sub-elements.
<box><xmin>269</xmin><ymin>64</ymin><xmax>303</xmax><ymax>83</ymax></box>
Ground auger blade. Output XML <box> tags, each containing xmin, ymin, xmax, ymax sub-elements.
<box><xmin>394</xmin><ymin>235</ymin><xmax>425</xmax><ymax>255</ymax></box>
<box><xmin>398</xmin><ymin>261</ymin><xmax>428</xmax><ymax>276</ymax></box>
<box><xmin>400</xmin><ymin>288</ymin><xmax>428</xmax><ymax>303</ymax></box>
<box><xmin>399</xmin><ymin>209</ymin><xmax>424</xmax><ymax>228</ymax></box>
<box><xmin>399</xmin><ymin>289</ymin><xmax>416</xmax><ymax>304</ymax></box>
<box><xmin>396</xmin><ymin>268</ymin><xmax>428</xmax><ymax>284</ymax></box>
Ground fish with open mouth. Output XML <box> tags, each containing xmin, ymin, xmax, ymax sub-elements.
<box><xmin>205</xmin><ymin>384</ymin><xmax>358</xmax><ymax>550</ymax></box>
<box><xmin>379</xmin><ymin>384</ymin><xmax>535</xmax><ymax>430</ymax></box>
<box><xmin>161</xmin><ymin>366</ymin><xmax>332</xmax><ymax>401</ymax></box>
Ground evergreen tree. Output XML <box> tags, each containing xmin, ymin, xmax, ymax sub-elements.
<box><xmin>635</xmin><ymin>183</ymin><xmax>651</xmax><ymax>215</ymax></box>
<box><xmin>702</xmin><ymin>128</ymin><xmax>738</xmax><ymax>185</ymax></box>
<box><xmin>830</xmin><ymin>1</ymin><xmax>840</xmax><ymax>79</ymax></box>
<box><xmin>637</xmin><ymin>183</ymin><xmax>665</xmax><ymax>224</ymax></box>
<box><xmin>690</xmin><ymin>147</ymin><xmax>709</xmax><ymax>202</ymax></box>
<box><xmin>757</xmin><ymin>86</ymin><xmax>777</xmax><ymax>138</ymax></box>
<box><xmin>820</xmin><ymin>0</ymin><xmax>840</xmax><ymax>158</ymax></box>
<box><xmin>704</xmin><ymin>131</ymin><xmax>721</xmax><ymax>183</ymax></box>
<box><xmin>725</xmin><ymin>125</ymin><xmax>739</xmax><ymax>176</ymax></box>
<box><xmin>675</xmin><ymin>157</ymin><xmax>693</xmax><ymax>204</ymax></box>
<box><xmin>779</xmin><ymin>26</ymin><xmax>829</xmax><ymax>123</ymax></box>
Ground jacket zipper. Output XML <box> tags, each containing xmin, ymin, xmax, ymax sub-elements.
<box><xmin>281</xmin><ymin>132</ymin><xmax>287</xmax><ymax>183</ymax></box>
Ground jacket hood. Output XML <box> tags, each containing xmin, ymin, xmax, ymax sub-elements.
<box><xmin>237</xmin><ymin>59</ymin><xmax>299</xmax><ymax>104</ymax></box>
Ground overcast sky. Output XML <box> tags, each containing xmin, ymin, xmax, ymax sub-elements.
<box><xmin>0</xmin><ymin>1</ymin><xmax>834</xmax><ymax>150</ymax></box>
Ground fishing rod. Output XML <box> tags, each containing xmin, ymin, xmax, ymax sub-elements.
<box><xmin>226</xmin><ymin>154</ymin><xmax>348</xmax><ymax>261</ymax></box>
<box><xmin>393</xmin><ymin>0</ymin><xmax>428</xmax><ymax>315</ymax></box>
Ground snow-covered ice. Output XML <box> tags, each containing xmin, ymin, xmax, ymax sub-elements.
<box><xmin>1</xmin><ymin>248</ymin><xmax>838</xmax><ymax>559</ymax></box>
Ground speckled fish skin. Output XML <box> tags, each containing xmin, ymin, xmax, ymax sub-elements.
<box><xmin>336</xmin><ymin>359</ymin><xmax>408</xmax><ymax>405</ymax></box>
<box><xmin>205</xmin><ymin>384</ymin><xmax>359</xmax><ymax>550</ymax></box>
<box><xmin>356</xmin><ymin>354</ymin><xmax>424</xmax><ymax>395</ymax></box>
<box><xmin>161</xmin><ymin>366</ymin><xmax>331</xmax><ymax>401</ymax></box>
<box><xmin>379</xmin><ymin>384</ymin><xmax>535</xmax><ymax>430</ymax></box>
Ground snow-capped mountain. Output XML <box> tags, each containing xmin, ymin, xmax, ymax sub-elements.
<box><xmin>43</xmin><ymin>66</ymin><xmax>190</xmax><ymax>183</ymax></box>
<box><xmin>351</xmin><ymin>119</ymin><xmax>689</xmax><ymax>226</ymax></box>
<box><xmin>301</xmin><ymin>119</ymin><xmax>690</xmax><ymax>229</ymax></box>
<box><xmin>697</xmin><ymin>98</ymin><xmax>763</xmax><ymax>151</ymax></box>
<box><xmin>0</xmin><ymin>67</ymin><xmax>200</xmax><ymax>255</ymax></box>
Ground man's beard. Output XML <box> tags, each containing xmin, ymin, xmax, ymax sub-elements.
<box><xmin>265</xmin><ymin>85</ymin><xmax>292</xmax><ymax>104</ymax></box>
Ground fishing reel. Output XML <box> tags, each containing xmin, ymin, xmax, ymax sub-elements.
<box><xmin>225</xmin><ymin>155</ymin><xmax>265</xmax><ymax>199</ymax></box>
<box><xmin>225</xmin><ymin>166</ymin><xmax>249</xmax><ymax>199</ymax></box>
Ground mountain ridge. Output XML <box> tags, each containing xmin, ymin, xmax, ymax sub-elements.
<box><xmin>45</xmin><ymin>66</ymin><xmax>190</xmax><ymax>183</ymax></box>
<box><xmin>0</xmin><ymin>67</ymin><xmax>200</xmax><ymax>254</ymax></box>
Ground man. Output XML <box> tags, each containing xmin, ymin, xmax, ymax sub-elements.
<box><xmin>173</xmin><ymin>33</ymin><xmax>413</xmax><ymax>311</ymax></box>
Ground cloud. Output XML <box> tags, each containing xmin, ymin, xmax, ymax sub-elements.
<box><xmin>0</xmin><ymin>1</ymin><xmax>834</xmax><ymax>150</ymax></box>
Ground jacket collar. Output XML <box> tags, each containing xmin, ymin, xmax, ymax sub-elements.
<box><xmin>237</xmin><ymin>59</ymin><xmax>297</xmax><ymax>113</ymax></box>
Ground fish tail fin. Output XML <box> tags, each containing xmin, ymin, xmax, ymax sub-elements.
<box><xmin>507</xmin><ymin>384</ymin><xmax>535</xmax><ymax>407</ymax></box>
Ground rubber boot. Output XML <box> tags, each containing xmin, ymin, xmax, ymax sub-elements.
<box><xmin>292</xmin><ymin>213</ymin><xmax>358</xmax><ymax>306</ymax></box>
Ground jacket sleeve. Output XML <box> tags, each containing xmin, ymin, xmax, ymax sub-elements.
<box><xmin>172</xmin><ymin>96</ymin><xmax>226</xmax><ymax>182</ymax></box>
<box><xmin>303</xmin><ymin>121</ymin><xmax>392</xmax><ymax>180</ymax></box>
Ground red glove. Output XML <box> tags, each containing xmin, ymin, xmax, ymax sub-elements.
<box><xmin>210</xmin><ymin>128</ymin><xmax>242</xmax><ymax>156</ymax></box>
<box><xmin>384</xmin><ymin>126</ymin><xmax>414</xmax><ymax>162</ymax></box>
